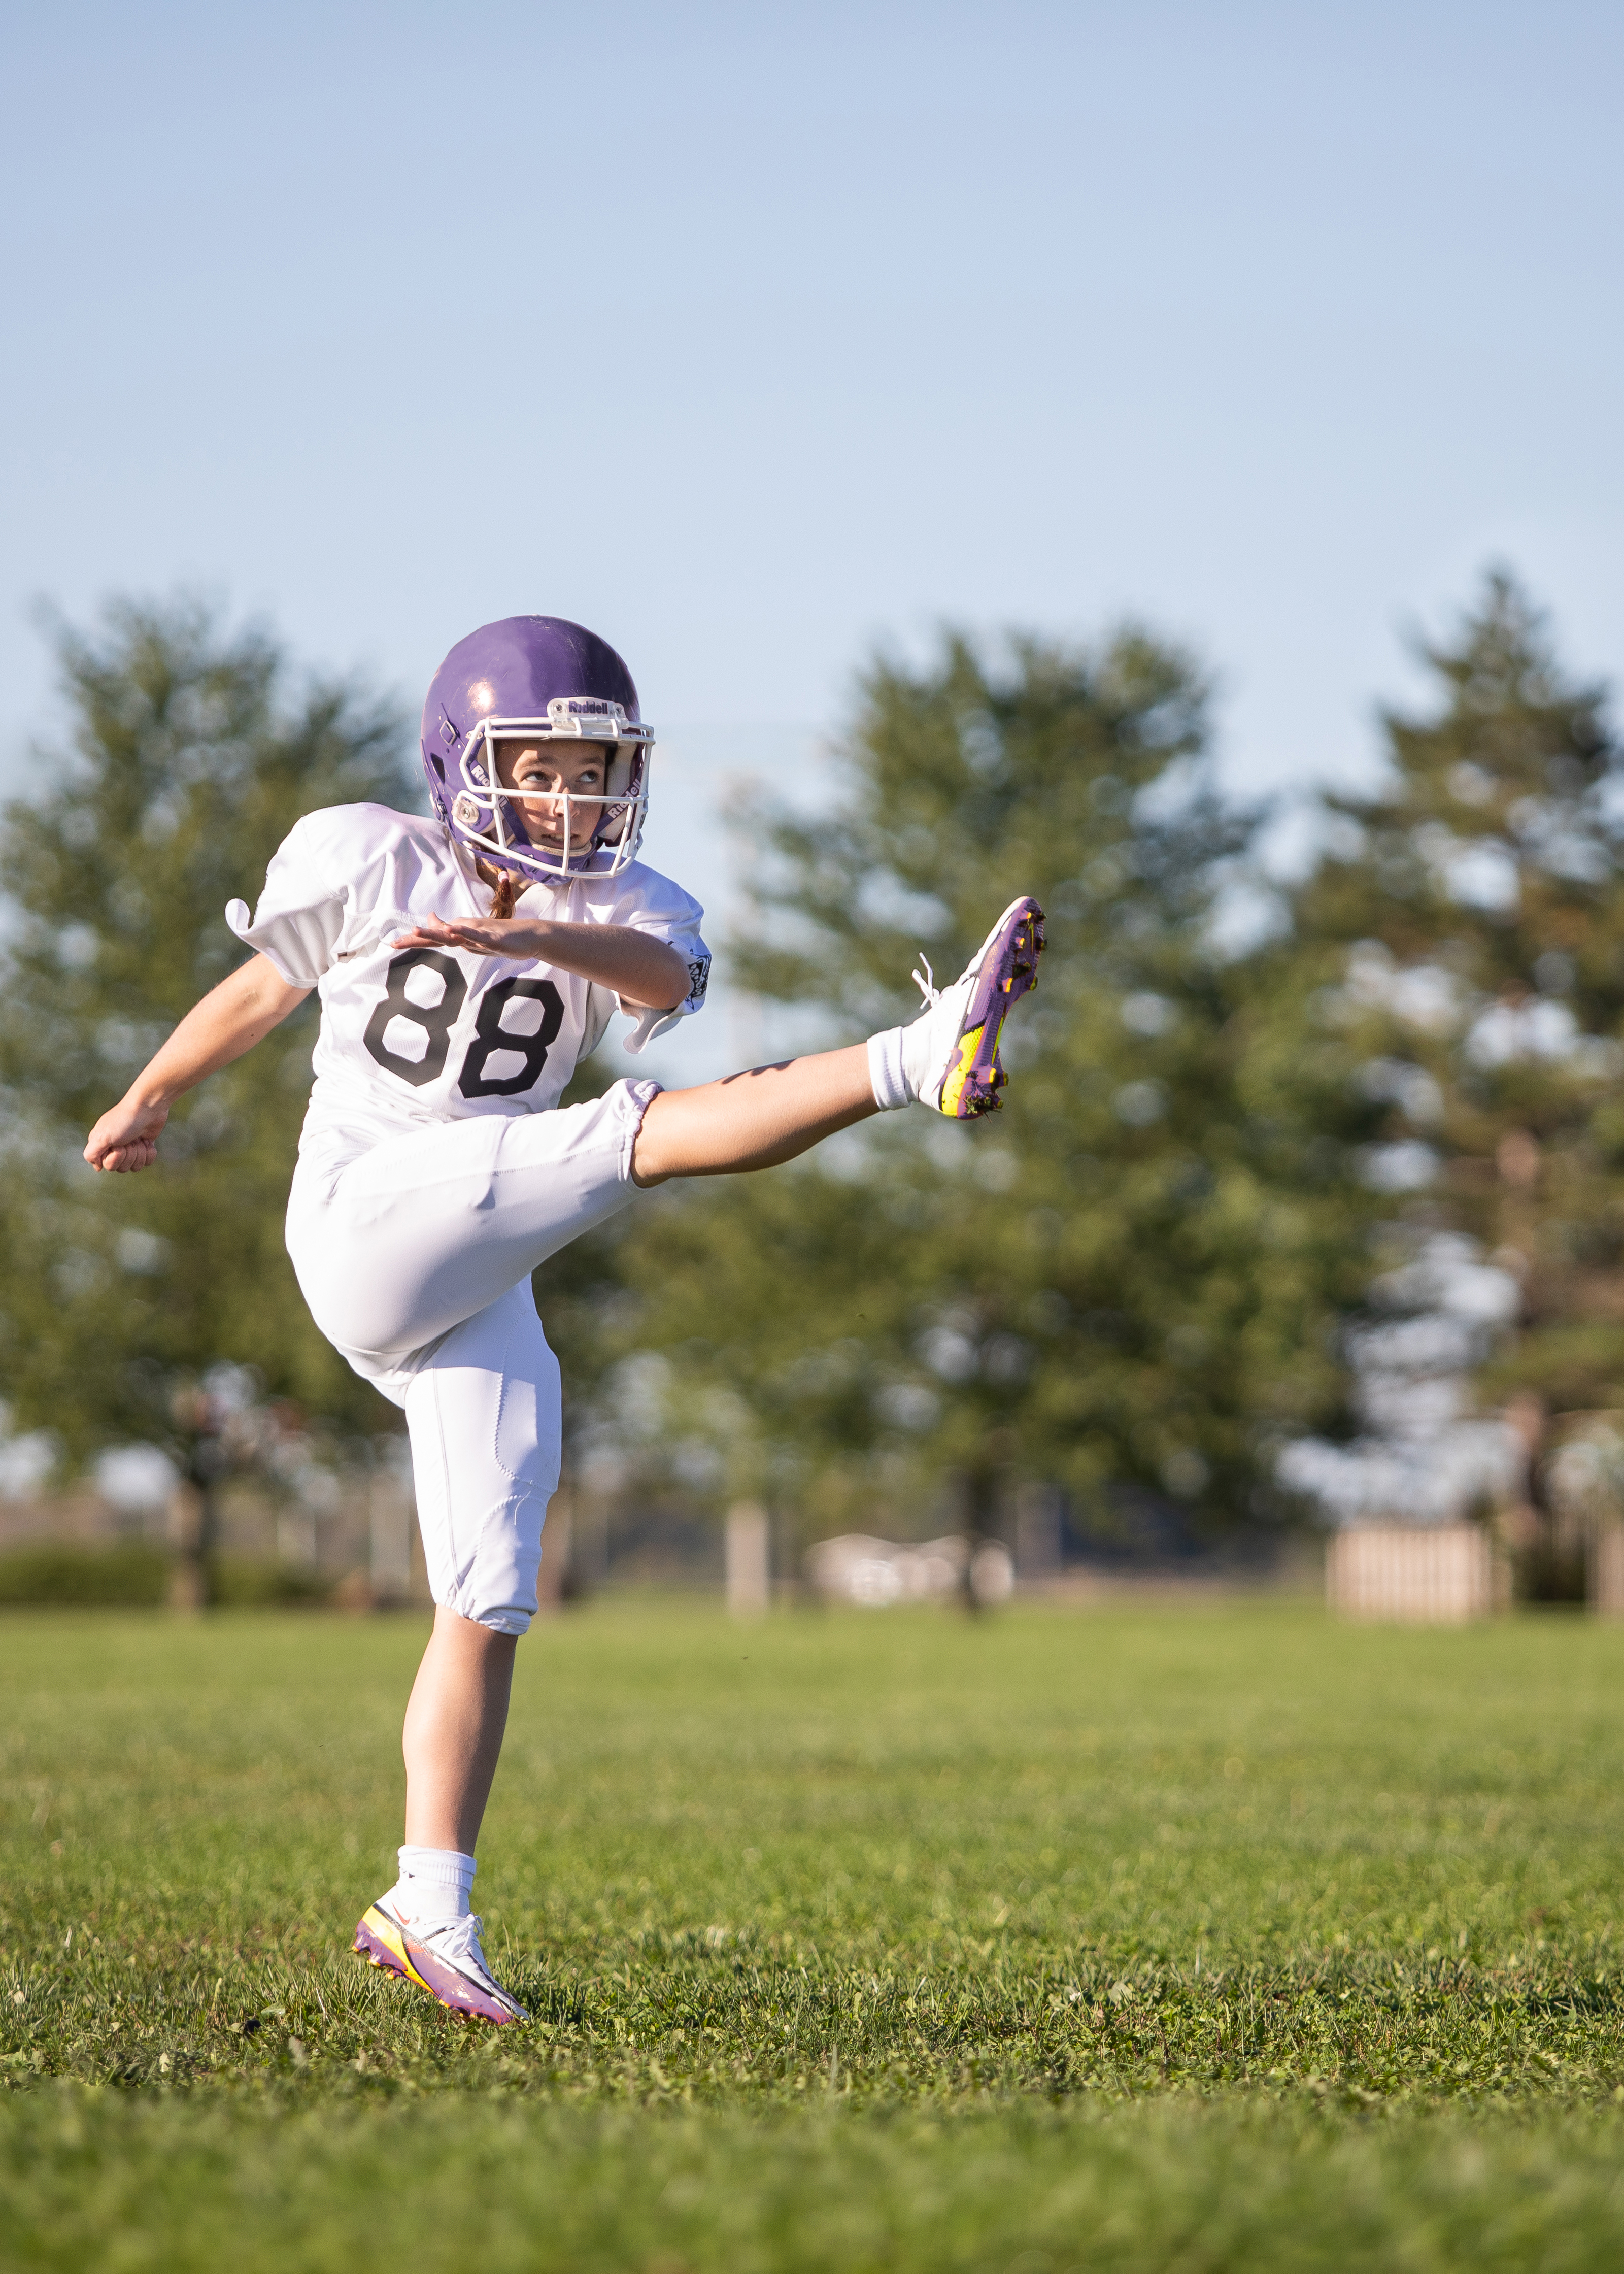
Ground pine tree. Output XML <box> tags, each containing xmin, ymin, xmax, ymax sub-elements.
<box><xmin>1279</xmin><ymin>571</ymin><xmax>1624</xmax><ymax>1494</ymax></box>
<box><xmin>0</xmin><ymin>598</ymin><xmax>415</xmax><ymax>1472</ymax></box>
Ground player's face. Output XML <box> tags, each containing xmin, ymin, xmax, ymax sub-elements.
<box><xmin>494</xmin><ymin>739</ymin><xmax>611</xmax><ymax>852</ymax></box>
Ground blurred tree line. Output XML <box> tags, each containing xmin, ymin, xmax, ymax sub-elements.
<box><xmin>0</xmin><ymin>602</ymin><xmax>409</xmax><ymax>1530</ymax></box>
<box><xmin>2</xmin><ymin>577</ymin><xmax>1619</xmax><ymax>1563</ymax></box>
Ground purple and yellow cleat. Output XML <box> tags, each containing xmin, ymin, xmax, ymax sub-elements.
<box><xmin>912</xmin><ymin>895</ymin><xmax>1045</xmax><ymax>1119</ymax></box>
<box><xmin>353</xmin><ymin>1897</ymin><xmax>528</xmax><ymax>2024</ymax></box>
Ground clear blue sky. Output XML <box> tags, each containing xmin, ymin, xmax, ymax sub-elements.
<box><xmin>5</xmin><ymin>0</ymin><xmax>1620</xmax><ymax>852</ymax></box>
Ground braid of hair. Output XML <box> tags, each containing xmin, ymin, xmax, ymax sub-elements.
<box><xmin>490</xmin><ymin>870</ymin><xmax>517</xmax><ymax>920</ymax></box>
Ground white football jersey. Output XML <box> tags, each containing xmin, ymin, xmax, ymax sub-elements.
<box><xmin>226</xmin><ymin>804</ymin><xmax>709</xmax><ymax>1166</ymax></box>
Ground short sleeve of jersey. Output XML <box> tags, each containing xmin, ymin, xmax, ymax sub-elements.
<box><xmin>224</xmin><ymin>813</ymin><xmax>348</xmax><ymax>987</ymax></box>
<box><xmin>224</xmin><ymin>806</ymin><xmax>421</xmax><ymax>988</ymax></box>
<box><xmin>592</xmin><ymin>864</ymin><xmax>712</xmax><ymax>1056</ymax></box>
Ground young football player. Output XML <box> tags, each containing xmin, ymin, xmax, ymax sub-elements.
<box><xmin>83</xmin><ymin>616</ymin><xmax>1044</xmax><ymax>2024</ymax></box>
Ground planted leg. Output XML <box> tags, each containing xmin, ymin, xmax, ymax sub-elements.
<box><xmin>353</xmin><ymin>1606</ymin><xmax>529</xmax><ymax>2022</ymax></box>
<box><xmin>402</xmin><ymin>1606</ymin><xmax>518</xmax><ymax>1854</ymax></box>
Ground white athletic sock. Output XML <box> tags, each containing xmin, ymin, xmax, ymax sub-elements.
<box><xmin>868</xmin><ymin>947</ymin><xmax>974</xmax><ymax>1113</ymax></box>
<box><xmin>389</xmin><ymin>1844</ymin><xmax>476</xmax><ymax>1926</ymax></box>
<box><xmin>867</xmin><ymin>1027</ymin><xmax>911</xmax><ymax>1112</ymax></box>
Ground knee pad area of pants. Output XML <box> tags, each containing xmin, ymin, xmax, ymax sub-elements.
<box><xmin>284</xmin><ymin>1080</ymin><xmax>661</xmax><ymax>1365</ymax></box>
<box><xmin>404</xmin><ymin>1288</ymin><xmax>562</xmax><ymax>1637</ymax></box>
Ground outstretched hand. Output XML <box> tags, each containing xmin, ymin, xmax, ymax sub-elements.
<box><xmin>85</xmin><ymin>1095</ymin><xmax>170</xmax><ymax>1174</ymax></box>
<box><xmin>391</xmin><ymin>914</ymin><xmax>544</xmax><ymax>959</ymax></box>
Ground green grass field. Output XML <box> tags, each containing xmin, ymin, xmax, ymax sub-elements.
<box><xmin>5</xmin><ymin>1599</ymin><xmax>1624</xmax><ymax>2270</ymax></box>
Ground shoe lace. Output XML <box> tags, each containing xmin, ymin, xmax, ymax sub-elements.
<box><xmin>911</xmin><ymin>953</ymin><xmax>939</xmax><ymax>1010</ymax></box>
<box><xmin>425</xmin><ymin>1911</ymin><xmax>491</xmax><ymax>1976</ymax></box>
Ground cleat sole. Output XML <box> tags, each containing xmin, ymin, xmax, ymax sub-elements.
<box><xmin>939</xmin><ymin>899</ymin><xmax>1045</xmax><ymax>1119</ymax></box>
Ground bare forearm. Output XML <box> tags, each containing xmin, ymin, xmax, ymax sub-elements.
<box><xmin>528</xmin><ymin>921</ymin><xmax>687</xmax><ymax>1008</ymax></box>
<box><xmin>391</xmin><ymin>914</ymin><xmax>688</xmax><ymax>1008</ymax></box>
<box><xmin>129</xmin><ymin>958</ymin><xmax>311</xmax><ymax>1105</ymax></box>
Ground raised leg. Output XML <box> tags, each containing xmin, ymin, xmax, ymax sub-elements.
<box><xmin>402</xmin><ymin>1606</ymin><xmax>518</xmax><ymax>1855</ymax></box>
<box><xmin>631</xmin><ymin>1042</ymin><xmax>877</xmax><ymax>1186</ymax></box>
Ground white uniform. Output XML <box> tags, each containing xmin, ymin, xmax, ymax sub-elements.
<box><xmin>226</xmin><ymin>803</ymin><xmax>709</xmax><ymax>1635</ymax></box>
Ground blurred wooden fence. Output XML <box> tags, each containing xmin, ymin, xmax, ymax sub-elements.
<box><xmin>1326</xmin><ymin>1524</ymin><xmax>1494</xmax><ymax>1623</ymax></box>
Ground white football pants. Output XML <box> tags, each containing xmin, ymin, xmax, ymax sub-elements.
<box><xmin>283</xmin><ymin>1079</ymin><xmax>659</xmax><ymax>1636</ymax></box>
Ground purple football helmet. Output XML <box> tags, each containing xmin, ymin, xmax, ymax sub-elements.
<box><xmin>421</xmin><ymin>616</ymin><xmax>655</xmax><ymax>884</ymax></box>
